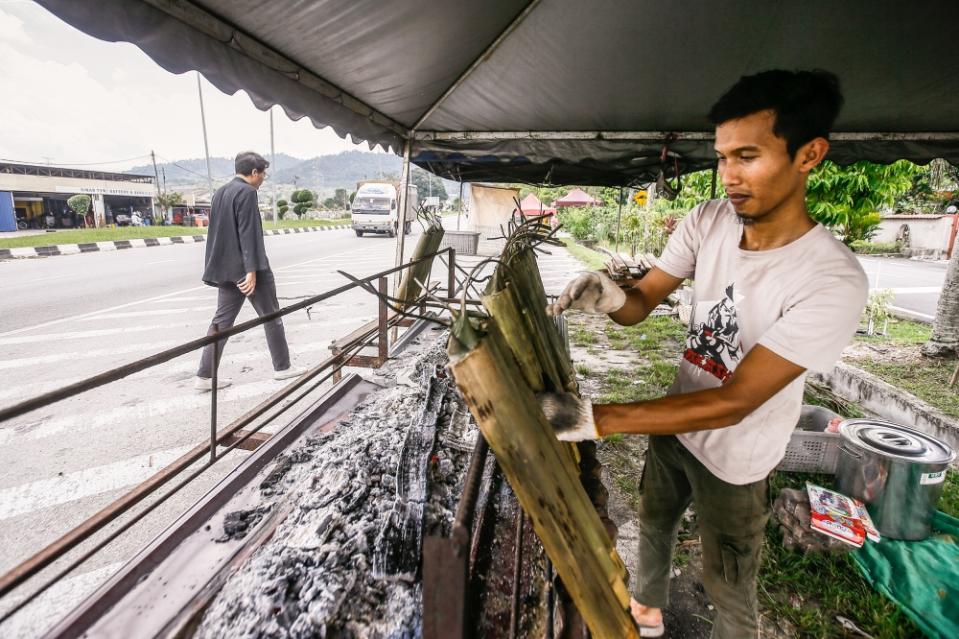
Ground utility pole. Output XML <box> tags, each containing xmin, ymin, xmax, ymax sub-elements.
<box><xmin>196</xmin><ymin>72</ymin><xmax>214</xmax><ymax>197</ymax></box>
<box><xmin>269</xmin><ymin>107</ymin><xmax>278</xmax><ymax>227</ymax></box>
<box><xmin>151</xmin><ymin>150</ymin><xmax>162</xmax><ymax>224</ymax></box>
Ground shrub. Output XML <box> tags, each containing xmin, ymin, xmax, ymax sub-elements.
<box><xmin>850</xmin><ymin>240</ymin><xmax>901</xmax><ymax>254</ymax></box>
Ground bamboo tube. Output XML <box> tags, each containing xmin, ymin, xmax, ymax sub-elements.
<box><xmin>396</xmin><ymin>222</ymin><xmax>444</xmax><ymax>308</ymax></box>
<box><xmin>448</xmin><ymin>320</ymin><xmax>636</xmax><ymax>639</ymax></box>
<box><xmin>481</xmin><ymin>283</ymin><xmax>545</xmax><ymax>392</ymax></box>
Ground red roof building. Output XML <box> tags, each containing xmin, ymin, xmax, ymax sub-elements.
<box><xmin>519</xmin><ymin>193</ymin><xmax>556</xmax><ymax>217</ymax></box>
<box><xmin>554</xmin><ymin>188</ymin><xmax>600</xmax><ymax>208</ymax></box>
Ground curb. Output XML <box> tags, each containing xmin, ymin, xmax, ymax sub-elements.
<box><xmin>812</xmin><ymin>361</ymin><xmax>959</xmax><ymax>456</ymax></box>
<box><xmin>0</xmin><ymin>224</ymin><xmax>351</xmax><ymax>260</ymax></box>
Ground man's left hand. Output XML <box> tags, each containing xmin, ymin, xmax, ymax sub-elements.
<box><xmin>536</xmin><ymin>392</ymin><xmax>600</xmax><ymax>441</ymax></box>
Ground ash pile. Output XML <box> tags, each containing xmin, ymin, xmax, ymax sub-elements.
<box><xmin>195</xmin><ymin>335</ymin><xmax>477</xmax><ymax>639</ymax></box>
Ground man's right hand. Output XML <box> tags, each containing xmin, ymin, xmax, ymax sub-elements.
<box><xmin>238</xmin><ymin>271</ymin><xmax>257</xmax><ymax>297</ymax></box>
<box><xmin>546</xmin><ymin>271</ymin><xmax>626</xmax><ymax>316</ymax></box>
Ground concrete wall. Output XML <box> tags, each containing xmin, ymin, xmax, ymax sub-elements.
<box><xmin>812</xmin><ymin>362</ymin><xmax>959</xmax><ymax>457</ymax></box>
<box><xmin>874</xmin><ymin>214</ymin><xmax>957</xmax><ymax>258</ymax></box>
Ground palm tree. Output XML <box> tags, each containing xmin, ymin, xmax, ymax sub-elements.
<box><xmin>923</xmin><ymin>248</ymin><xmax>959</xmax><ymax>357</ymax></box>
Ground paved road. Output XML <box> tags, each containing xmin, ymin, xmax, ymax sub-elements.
<box><xmin>0</xmin><ymin>221</ymin><xmax>584</xmax><ymax>637</ymax></box>
<box><xmin>0</xmin><ymin>226</ymin><xmax>420</xmax><ymax>635</ymax></box>
<box><xmin>858</xmin><ymin>256</ymin><xmax>948</xmax><ymax>321</ymax></box>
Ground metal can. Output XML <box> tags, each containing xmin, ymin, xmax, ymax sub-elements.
<box><xmin>836</xmin><ymin>419</ymin><xmax>955</xmax><ymax>541</ymax></box>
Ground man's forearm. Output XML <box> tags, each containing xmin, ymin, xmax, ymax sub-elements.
<box><xmin>608</xmin><ymin>288</ymin><xmax>656</xmax><ymax>326</ymax></box>
<box><xmin>593</xmin><ymin>386</ymin><xmax>751</xmax><ymax>436</ymax></box>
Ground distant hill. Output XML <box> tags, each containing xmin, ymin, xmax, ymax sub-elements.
<box><xmin>129</xmin><ymin>151</ymin><xmax>459</xmax><ymax>198</ymax></box>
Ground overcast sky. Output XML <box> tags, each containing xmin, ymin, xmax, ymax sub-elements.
<box><xmin>0</xmin><ymin>2</ymin><xmax>380</xmax><ymax>171</ymax></box>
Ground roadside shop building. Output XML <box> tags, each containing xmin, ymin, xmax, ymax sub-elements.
<box><xmin>0</xmin><ymin>162</ymin><xmax>156</xmax><ymax>230</ymax></box>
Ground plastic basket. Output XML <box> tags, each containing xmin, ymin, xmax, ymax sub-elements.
<box><xmin>438</xmin><ymin>231</ymin><xmax>480</xmax><ymax>256</ymax></box>
<box><xmin>778</xmin><ymin>430</ymin><xmax>840</xmax><ymax>474</ymax></box>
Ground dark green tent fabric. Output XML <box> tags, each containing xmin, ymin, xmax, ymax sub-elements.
<box><xmin>852</xmin><ymin>511</ymin><xmax>959</xmax><ymax>639</ymax></box>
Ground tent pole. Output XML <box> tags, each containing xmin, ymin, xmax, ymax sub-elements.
<box><xmin>457</xmin><ymin>181</ymin><xmax>463</xmax><ymax>231</ymax></box>
<box><xmin>614</xmin><ymin>186</ymin><xmax>623</xmax><ymax>255</ymax></box>
<box><xmin>710</xmin><ymin>165</ymin><xmax>718</xmax><ymax>199</ymax></box>
<box><xmin>393</xmin><ymin>139</ymin><xmax>413</xmax><ymax>292</ymax></box>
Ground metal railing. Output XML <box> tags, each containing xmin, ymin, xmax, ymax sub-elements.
<box><xmin>0</xmin><ymin>248</ymin><xmax>458</xmax><ymax>623</ymax></box>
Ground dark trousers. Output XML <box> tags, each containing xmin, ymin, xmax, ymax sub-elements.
<box><xmin>636</xmin><ymin>435</ymin><xmax>770</xmax><ymax>639</ymax></box>
<box><xmin>196</xmin><ymin>270</ymin><xmax>291</xmax><ymax>378</ymax></box>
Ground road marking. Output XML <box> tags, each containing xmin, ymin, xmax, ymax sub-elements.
<box><xmin>78</xmin><ymin>307</ymin><xmax>214</xmax><ymax>322</ymax></box>
<box><xmin>0</xmin><ymin>561</ymin><xmax>124</xmax><ymax>638</ymax></box>
<box><xmin>0</xmin><ymin>245</ymin><xmax>369</xmax><ymax>339</ymax></box>
<box><xmin>0</xmin><ymin>340</ymin><xmax>179</xmax><ymax>373</ymax></box>
<box><xmin>0</xmin><ymin>323</ymin><xmax>192</xmax><ymax>347</ymax></box>
<box><xmin>884</xmin><ymin>286</ymin><xmax>942</xmax><ymax>294</ymax></box>
<box><xmin>889</xmin><ymin>305</ymin><xmax>935</xmax><ymax>321</ymax></box>
<box><xmin>146</xmin><ymin>259</ymin><xmax>176</xmax><ymax>265</ymax></box>
<box><xmin>0</xmin><ymin>446</ymin><xmax>193</xmax><ymax>520</ymax></box>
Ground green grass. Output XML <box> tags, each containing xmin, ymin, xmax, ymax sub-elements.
<box><xmin>855</xmin><ymin>317</ymin><xmax>931</xmax><ymax>344</ymax></box>
<box><xmin>597</xmin><ymin>361</ymin><xmax>678</xmax><ymax>404</ymax></box>
<box><xmin>0</xmin><ymin>226</ymin><xmax>208</xmax><ymax>248</ymax></box>
<box><xmin>0</xmin><ymin>217</ymin><xmax>351</xmax><ymax>249</ymax></box>
<box><xmin>561</xmin><ymin>237</ymin><xmax>607</xmax><ymax>270</ymax></box>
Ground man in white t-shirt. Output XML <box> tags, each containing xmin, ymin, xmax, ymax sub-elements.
<box><xmin>543</xmin><ymin>70</ymin><xmax>868</xmax><ymax>637</ymax></box>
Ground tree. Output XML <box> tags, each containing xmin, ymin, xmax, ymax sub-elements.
<box><xmin>806</xmin><ymin>160</ymin><xmax>922</xmax><ymax>245</ymax></box>
<box><xmin>277</xmin><ymin>199</ymin><xmax>289</xmax><ymax>219</ymax></box>
<box><xmin>156</xmin><ymin>191</ymin><xmax>184</xmax><ymax>224</ymax></box>
<box><xmin>67</xmin><ymin>194</ymin><xmax>91</xmax><ymax>226</ymax></box>
<box><xmin>924</xmin><ymin>249</ymin><xmax>959</xmax><ymax>357</ymax></box>
<box><xmin>290</xmin><ymin>189</ymin><xmax>316</xmax><ymax>218</ymax></box>
<box><xmin>333</xmin><ymin>188</ymin><xmax>350</xmax><ymax>209</ymax></box>
<box><xmin>411</xmin><ymin>168</ymin><xmax>449</xmax><ymax>201</ymax></box>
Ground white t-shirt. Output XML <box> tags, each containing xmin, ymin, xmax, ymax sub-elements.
<box><xmin>656</xmin><ymin>199</ymin><xmax>868</xmax><ymax>485</ymax></box>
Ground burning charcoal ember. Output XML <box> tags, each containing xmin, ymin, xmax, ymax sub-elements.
<box><xmin>217</xmin><ymin>506</ymin><xmax>272</xmax><ymax>542</ymax></box>
<box><xmin>195</xmin><ymin>339</ymin><xmax>475</xmax><ymax>639</ymax></box>
<box><xmin>373</xmin><ymin>374</ymin><xmax>447</xmax><ymax>580</ymax></box>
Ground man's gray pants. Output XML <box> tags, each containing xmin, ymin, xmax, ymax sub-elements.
<box><xmin>196</xmin><ymin>269</ymin><xmax>290</xmax><ymax>378</ymax></box>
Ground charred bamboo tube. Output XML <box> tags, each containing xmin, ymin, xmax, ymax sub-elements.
<box><xmin>481</xmin><ymin>283</ymin><xmax>544</xmax><ymax>392</ymax></box>
<box><xmin>396</xmin><ymin>222</ymin><xmax>444</xmax><ymax>308</ymax></box>
<box><xmin>448</xmin><ymin>320</ymin><xmax>635</xmax><ymax>639</ymax></box>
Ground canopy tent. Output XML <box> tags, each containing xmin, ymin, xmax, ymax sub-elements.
<box><xmin>519</xmin><ymin>193</ymin><xmax>556</xmax><ymax>217</ymax></box>
<box><xmin>555</xmin><ymin>188</ymin><xmax>601</xmax><ymax>208</ymax></box>
<box><xmin>35</xmin><ymin>0</ymin><xmax>959</xmax><ymax>189</ymax></box>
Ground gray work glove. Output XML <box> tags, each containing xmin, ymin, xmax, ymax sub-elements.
<box><xmin>773</xmin><ymin>488</ymin><xmax>854</xmax><ymax>555</ymax></box>
<box><xmin>546</xmin><ymin>271</ymin><xmax>627</xmax><ymax>316</ymax></box>
<box><xmin>537</xmin><ymin>392</ymin><xmax>599</xmax><ymax>441</ymax></box>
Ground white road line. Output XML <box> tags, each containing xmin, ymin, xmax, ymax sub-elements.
<box><xmin>0</xmin><ymin>323</ymin><xmax>193</xmax><ymax>347</ymax></box>
<box><xmin>0</xmin><ymin>561</ymin><xmax>124</xmax><ymax>639</ymax></box>
<box><xmin>78</xmin><ymin>307</ymin><xmax>214</xmax><ymax>322</ymax></box>
<box><xmin>889</xmin><ymin>305</ymin><xmax>935</xmax><ymax>321</ymax></box>
<box><xmin>0</xmin><ymin>245</ymin><xmax>370</xmax><ymax>339</ymax></box>
<box><xmin>884</xmin><ymin>286</ymin><xmax>942</xmax><ymax>294</ymax></box>
<box><xmin>0</xmin><ymin>340</ymin><xmax>178</xmax><ymax>373</ymax></box>
<box><xmin>146</xmin><ymin>259</ymin><xmax>176</xmax><ymax>265</ymax></box>
<box><xmin>0</xmin><ymin>446</ymin><xmax>193</xmax><ymax>520</ymax></box>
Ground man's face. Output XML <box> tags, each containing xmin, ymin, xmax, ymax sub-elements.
<box><xmin>249</xmin><ymin>168</ymin><xmax>267</xmax><ymax>190</ymax></box>
<box><xmin>714</xmin><ymin>110</ymin><xmax>807</xmax><ymax>223</ymax></box>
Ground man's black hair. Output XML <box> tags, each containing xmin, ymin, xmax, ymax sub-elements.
<box><xmin>707</xmin><ymin>70</ymin><xmax>843</xmax><ymax>157</ymax></box>
<box><xmin>235</xmin><ymin>151</ymin><xmax>269</xmax><ymax>176</ymax></box>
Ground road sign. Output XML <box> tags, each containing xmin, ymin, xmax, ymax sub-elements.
<box><xmin>634</xmin><ymin>190</ymin><xmax>648</xmax><ymax>206</ymax></box>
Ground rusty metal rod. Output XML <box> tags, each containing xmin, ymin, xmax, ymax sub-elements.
<box><xmin>0</xmin><ymin>310</ymin><xmax>411</xmax><ymax>608</ymax></box>
<box><xmin>453</xmin><ymin>435</ymin><xmax>489</xmax><ymax>530</ymax></box>
<box><xmin>210</xmin><ymin>324</ymin><xmax>219</xmax><ymax>463</ymax></box>
<box><xmin>0</xmin><ymin>249</ymin><xmax>453</xmax><ymax>424</ymax></box>
<box><xmin>510</xmin><ymin>509</ymin><xmax>525</xmax><ymax>639</ymax></box>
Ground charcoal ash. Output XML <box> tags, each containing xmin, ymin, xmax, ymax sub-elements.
<box><xmin>195</xmin><ymin>335</ymin><xmax>476</xmax><ymax>639</ymax></box>
<box><xmin>218</xmin><ymin>506</ymin><xmax>273</xmax><ymax>542</ymax></box>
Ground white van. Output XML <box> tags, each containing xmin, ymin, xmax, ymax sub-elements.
<box><xmin>350</xmin><ymin>182</ymin><xmax>418</xmax><ymax>237</ymax></box>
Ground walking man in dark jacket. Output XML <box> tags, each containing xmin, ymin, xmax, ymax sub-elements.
<box><xmin>194</xmin><ymin>151</ymin><xmax>304</xmax><ymax>391</ymax></box>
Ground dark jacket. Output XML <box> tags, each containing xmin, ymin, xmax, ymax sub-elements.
<box><xmin>202</xmin><ymin>177</ymin><xmax>270</xmax><ymax>285</ymax></box>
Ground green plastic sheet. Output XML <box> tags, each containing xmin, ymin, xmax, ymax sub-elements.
<box><xmin>852</xmin><ymin>511</ymin><xmax>959</xmax><ymax>639</ymax></box>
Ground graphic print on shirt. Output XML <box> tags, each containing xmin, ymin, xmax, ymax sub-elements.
<box><xmin>684</xmin><ymin>284</ymin><xmax>742</xmax><ymax>382</ymax></box>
